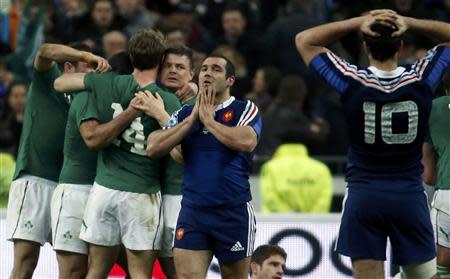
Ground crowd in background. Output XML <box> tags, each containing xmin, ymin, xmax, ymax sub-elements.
<box><xmin>1</xmin><ymin>0</ymin><xmax>450</xmax><ymax>167</ymax></box>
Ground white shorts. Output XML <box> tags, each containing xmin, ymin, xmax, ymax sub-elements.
<box><xmin>431</xmin><ymin>207</ymin><xmax>450</xmax><ymax>248</ymax></box>
<box><xmin>159</xmin><ymin>194</ymin><xmax>182</xmax><ymax>257</ymax></box>
<box><xmin>51</xmin><ymin>183</ymin><xmax>91</xmax><ymax>254</ymax></box>
<box><xmin>6</xmin><ymin>175</ymin><xmax>57</xmax><ymax>245</ymax></box>
<box><xmin>79</xmin><ymin>183</ymin><xmax>163</xmax><ymax>251</ymax></box>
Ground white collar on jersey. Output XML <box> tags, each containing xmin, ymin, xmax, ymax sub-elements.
<box><xmin>368</xmin><ymin>66</ymin><xmax>406</xmax><ymax>78</ymax></box>
<box><xmin>215</xmin><ymin>96</ymin><xmax>235</xmax><ymax>111</ymax></box>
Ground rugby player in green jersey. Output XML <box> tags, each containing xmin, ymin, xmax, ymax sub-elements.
<box><xmin>51</xmin><ymin>51</ymin><xmax>134</xmax><ymax>279</ymax></box>
<box><xmin>6</xmin><ymin>43</ymin><xmax>109</xmax><ymax>279</ymax></box>
<box><xmin>132</xmin><ymin>45</ymin><xmax>196</xmax><ymax>279</ymax></box>
<box><xmin>423</xmin><ymin>74</ymin><xmax>450</xmax><ymax>279</ymax></box>
<box><xmin>54</xmin><ymin>29</ymin><xmax>181</xmax><ymax>279</ymax></box>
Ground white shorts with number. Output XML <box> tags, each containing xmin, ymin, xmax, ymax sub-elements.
<box><xmin>79</xmin><ymin>183</ymin><xmax>163</xmax><ymax>251</ymax></box>
<box><xmin>431</xmin><ymin>189</ymin><xmax>450</xmax><ymax>248</ymax></box>
<box><xmin>6</xmin><ymin>175</ymin><xmax>57</xmax><ymax>245</ymax></box>
<box><xmin>51</xmin><ymin>183</ymin><xmax>91</xmax><ymax>254</ymax></box>
<box><xmin>159</xmin><ymin>194</ymin><xmax>182</xmax><ymax>257</ymax></box>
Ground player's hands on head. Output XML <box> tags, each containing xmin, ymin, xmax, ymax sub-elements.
<box><xmin>175</xmin><ymin>82</ymin><xmax>198</xmax><ymax>104</ymax></box>
<box><xmin>361</xmin><ymin>10</ymin><xmax>405</xmax><ymax>37</ymax></box>
<box><xmin>131</xmin><ymin>90</ymin><xmax>166</xmax><ymax>119</ymax></box>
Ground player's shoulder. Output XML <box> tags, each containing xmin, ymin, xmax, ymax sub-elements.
<box><xmin>231</xmin><ymin>98</ymin><xmax>259</xmax><ymax>114</ymax></box>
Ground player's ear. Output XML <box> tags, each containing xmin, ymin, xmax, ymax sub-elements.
<box><xmin>250</xmin><ymin>262</ymin><xmax>259</xmax><ymax>275</ymax></box>
<box><xmin>63</xmin><ymin>62</ymin><xmax>75</xmax><ymax>73</ymax></box>
<box><xmin>226</xmin><ymin>75</ymin><xmax>235</xmax><ymax>87</ymax></box>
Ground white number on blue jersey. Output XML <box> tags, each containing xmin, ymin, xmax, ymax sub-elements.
<box><xmin>363</xmin><ymin>101</ymin><xmax>418</xmax><ymax>144</ymax></box>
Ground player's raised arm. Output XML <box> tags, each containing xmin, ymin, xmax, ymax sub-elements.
<box><xmin>35</xmin><ymin>43</ymin><xmax>110</xmax><ymax>72</ymax></box>
<box><xmin>295</xmin><ymin>16</ymin><xmax>365</xmax><ymax>66</ymax></box>
<box><xmin>54</xmin><ymin>72</ymin><xmax>86</xmax><ymax>92</ymax></box>
<box><xmin>146</xmin><ymin>96</ymin><xmax>199</xmax><ymax>158</ymax></box>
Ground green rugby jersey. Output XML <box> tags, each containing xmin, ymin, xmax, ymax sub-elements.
<box><xmin>13</xmin><ymin>65</ymin><xmax>69</xmax><ymax>182</ymax></box>
<box><xmin>428</xmin><ymin>95</ymin><xmax>450</xmax><ymax>190</ymax></box>
<box><xmin>83</xmin><ymin>72</ymin><xmax>181</xmax><ymax>193</ymax></box>
<box><xmin>58</xmin><ymin>91</ymin><xmax>97</xmax><ymax>185</ymax></box>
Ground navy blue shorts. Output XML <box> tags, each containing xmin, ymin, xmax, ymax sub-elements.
<box><xmin>336</xmin><ymin>188</ymin><xmax>436</xmax><ymax>265</ymax></box>
<box><xmin>174</xmin><ymin>202</ymin><xmax>256</xmax><ymax>262</ymax></box>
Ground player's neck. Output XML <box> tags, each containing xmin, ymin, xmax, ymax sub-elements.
<box><xmin>368</xmin><ymin>57</ymin><xmax>398</xmax><ymax>72</ymax></box>
<box><xmin>132</xmin><ymin>68</ymin><xmax>158</xmax><ymax>88</ymax></box>
<box><xmin>214</xmin><ymin>91</ymin><xmax>231</xmax><ymax>106</ymax></box>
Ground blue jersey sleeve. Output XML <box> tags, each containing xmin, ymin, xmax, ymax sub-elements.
<box><xmin>309</xmin><ymin>51</ymin><xmax>352</xmax><ymax>94</ymax></box>
<box><xmin>236</xmin><ymin>101</ymin><xmax>262</xmax><ymax>138</ymax></box>
<box><xmin>163</xmin><ymin>105</ymin><xmax>190</xmax><ymax>129</ymax></box>
<box><xmin>419</xmin><ymin>45</ymin><xmax>450</xmax><ymax>92</ymax></box>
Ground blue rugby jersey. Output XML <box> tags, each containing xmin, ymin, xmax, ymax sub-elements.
<box><xmin>310</xmin><ymin>45</ymin><xmax>450</xmax><ymax>192</ymax></box>
<box><xmin>165</xmin><ymin>96</ymin><xmax>262</xmax><ymax>207</ymax></box>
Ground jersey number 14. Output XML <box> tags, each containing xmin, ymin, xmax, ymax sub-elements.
<box><xmin>363</xmin><ymin>100</ymin><xmax>418</xmax><ymax>144</ymax></box>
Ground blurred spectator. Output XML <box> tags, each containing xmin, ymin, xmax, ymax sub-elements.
<box><xmin>5</xmin><ymin>0</ymin><xmax>45</xmax><ymax>82</ymax></box>
<box><xmin>115</xmin><ymin>0</ymin><xmax>159</xmax><ymax>37</ymax></box>
<box><xmin>49</xmin><ymin>0</ymin><xmax>87</xmax><ymax>43</ymax></box>
<box><xmin>0</xmin><ymin>152</ymin><xmax>15</xmax><ymax>207</ymax></box>
<box><xmin>0</xmin><ymin>82</ymin><xmax>28</xmax><ymax>156</ymax></box>
<box><xmin>257</xmin><ymin>75</ymin><xmax>329</xmax><ymax>157</ymax></box>
<box><xmin>212</xmin><ymin>44</ymin><xmax>250</xmax><ymax>100</ymax></box>
<box><xmin>72</xmin><ymin>0</ymin><xmax>126</xmax><ymax>51</ymax></box>
<box><xmin>102</xmin><ymin>30</ymin><xmax>127</xmax><ymax>58</ymax></box>
<box><xmin>245</xmin><ymin>66</ymin><xmax>282</xmax><ymax>114</ymax></box>
<box><xmin>215</xmin><ymin>4</ymin><xmax>261</xmax><ymax>75</ymax></box>
<box><xmin>155</xmin><ymin>20</ymin><xmax>188</xmax><ymax>47</ymax></box>
<box><xmin>0</xmin><ymin>0</ymin><xmax>26</xmax><ymax>54</ymax></box>
<box><xmin>156</xmin><ymin>10</ymin><xmax>214</xmax><ymax>51</ymax></box>
<box><xmin>192</xmin><ymin>44</ymin><xmax>208</xmax><ymax>77</ymax></box>
<box><xmin>262</xmin><ymin>0</ymin><xmax>322</xmax><ymax>80</ymax></box>
<box><xmin>0</xmin><ymin>58</ymin><xmax>15</xmax><ymax>99</ymax></box>
<box><xmin>260</xmin><ymin>143</ymin><xmax>333</xmax><ymax>213</ymax></box>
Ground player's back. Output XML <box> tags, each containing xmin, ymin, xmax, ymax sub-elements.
<box><xmin>310</xmin><ymin>46</ymin><xmax>450</xmax><ymax>192</ymax></box>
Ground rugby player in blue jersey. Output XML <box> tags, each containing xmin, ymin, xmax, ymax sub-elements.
<box><xmin>146</xmin><ymin>55</ymin><xmax>262</xmax><ymax>279</ymax></box>
<box><xmin>296</xmin><ymin>9</ymin><xmax>450</xmax><ymax>279</ymax></box>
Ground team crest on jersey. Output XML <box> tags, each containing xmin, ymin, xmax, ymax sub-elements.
<box><xmin>222</xmin><ymin>110</ymin><xmax>234</xmax><ymax>122</ymax></box>
<box><xmin>176</xmin><ymin>228</ymin><xmax>184</xmax><ymax>240</ymax></box>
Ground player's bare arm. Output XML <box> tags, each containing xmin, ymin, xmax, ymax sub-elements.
<box><xmin>132</xmin><ymin>90</ymin><xmax>170</xmax><ymax>127</ymax></box>
<box><xmin>200</xmin><ymin>86</ymin><xmax>257</xmax><ymax>153</ymax></box>
<box><xmin>422</xmin><ymin>143</ymin><xmax>437</xmax><ymax>186</ymax></box>
<box><xmin>80</xmin><ymin>97</ymin><xmax>142</xmax><ymax>149</ymax></box>
<box><xmin>54</xmin><ymin>73</ymin><xmax>86</xmax><ymax>92</ymax></box>
<box><xmin>146</xmin><ymin>94</ymin><xmax>200</xmax><ymax>158</ymax></box>
<box><xmin>35</xmin><ymin>43</ymin><xmax>110</xmax><ymax>72</ymax></box>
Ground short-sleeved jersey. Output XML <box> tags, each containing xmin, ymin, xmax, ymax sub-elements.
<box><xmin>59</xmin><ymin>91</ymin><xmax>97</xmax><ymax>185</ymax></box>
<box><xmin>14</xmin><ymin>64</ymin><xmax>69</xmax><ymax>182</ymax></box>
<box><xmin>427</xmin><ymin>95</ymin><xmax>450</xmax><ymax>190</ymax></box>
<box><xmin>310</xmin><ymin>46</ymin><xmax>450</xmax><ymax>192</ymax></box>
<box><xmin>82</xmin><ymin>72</ymin><xmax>181</xmax><ymax>193</ymax></box>
<box><xmin>166</xmin><ymin>97</ymin><xmax>262</xmax><ymax>207</ymax></box>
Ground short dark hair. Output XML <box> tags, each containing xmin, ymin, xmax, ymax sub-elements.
<box><xmin>206</xmin><ymin>54</ymin><xmax>235</xmax><ymax>78</ymax></box>
<box><xmin>251</xmin><ymin>245</ymin><xmax>287</xmax><ymax>265</ymax></box>
<box><xmin>363</xmin><ymin>23</ymin><xmax>402</xmax><ymax>62</ymax></box>
<box><xmin>164</xmin><ymin>46</ymin><xmax>193</xmax><ymax>69</ymax></box>
<box><xmin>108</xmin><ymin>51</ymin><xmax>133</xmax><ymax>74</ymax></box>
<box><xmin>128</xmin><ymin>29</ymin><xmax>166</xmax><ymax>70</ymax></box>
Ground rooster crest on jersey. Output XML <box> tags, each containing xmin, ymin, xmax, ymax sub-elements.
<box><xmin>176</xmin><ymin>228</ymin><xmax>184</xmax><ymax>240</ymax></box>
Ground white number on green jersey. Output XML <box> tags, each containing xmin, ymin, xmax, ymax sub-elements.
<box><xmin>111</xmin><ymin>103</ymin><xmax>146</xmax><ymax>155</ymax></box>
